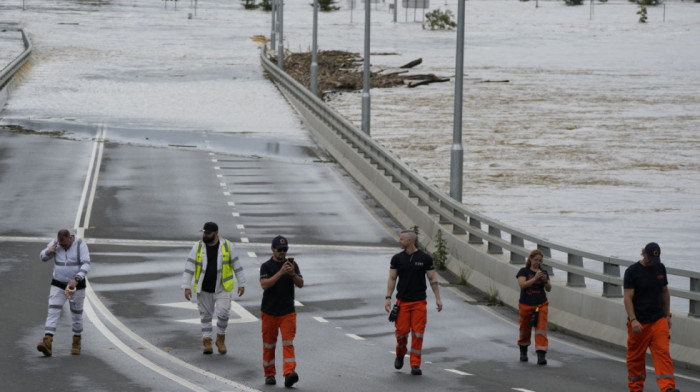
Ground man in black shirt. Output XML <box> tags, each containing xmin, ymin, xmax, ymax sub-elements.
<box><xmin>623</xmin><ymin>242</ymin><xmax>679</xmax><ymax>392</ymax></box>
<box><xmin>385</xmin><ymin>230</ymin><xmax>442</xmax><ymax>376</ymax></box>
<box><xmin>260</xmin><ymin>235</ymin><xmax>303</xmax><ymax>387</ymax></box>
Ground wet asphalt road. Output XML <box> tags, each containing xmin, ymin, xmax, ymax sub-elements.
<box><xmin>2</xmin><ymin>1</ymin><xmax>700</xmax><ymax>390</ymax></box>
<box><xmin>3</xmin><ymin>127</ymin><xmax>700</xmax><ymax>392</ymax></box>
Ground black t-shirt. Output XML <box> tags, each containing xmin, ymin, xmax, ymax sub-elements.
<box><xmin>201</xmin><ymin>242</ymin><xmax>219</xmax><ymax>293</ymax></box>
<box><xmin>390</xmin><ymin>250</ymin><xmax>434</xmax><ymax>303</ymax></box>
<box><xmin>516</xmin><ymin>268</ymin><xmax>549</xmax><ymax>306</ymax></box>
<box><xmin>623</xmin><ymin>261</ymin><xmax>668</xmax><ymax>324</ymax></box>
<box><xmin>260</xmin><ymin>257</ymin><xmax>302</xmax><ymax>316</ymax></box>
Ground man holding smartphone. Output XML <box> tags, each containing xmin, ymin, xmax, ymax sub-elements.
<box><xmin>260</xmin><ymin>235</ymin><xmax>303</xmax><ymax>387</ymax></box>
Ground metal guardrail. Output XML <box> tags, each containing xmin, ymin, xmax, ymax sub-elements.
<box><xmin>260</xmin><ymin>49</ymin><xmax>700</xmax><ymax>317</ymax></box>
<box><xmin>0</xmin><ymin>27</ymin><xmax>32</xmax><ymax>90</ymax></box>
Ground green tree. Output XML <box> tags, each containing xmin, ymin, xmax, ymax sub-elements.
<box><xmin>242</xmin><ymin>0</ymin><xmax>259</xmax><ymax>10</ymax></box>
<box><xmin>431</xmin><ymin>229</ymin><xmax>448</xmax><ymax>271</ymax></box>
<box><xmin>260</xmin><ymin>0</ymin><xmax>272</xmax><ymax>11</ymax></box>
<box><xmin>422</xmin><ymin>9</ymin><xmax>457</xmax><ymax>31</ymax></box>
<box><xmin>637</xmin><ymin>5</ymin><xmax>648</xmax><ymax>23</ymax></box>
<box><xmin>316</xmin><ymin>0</ymin><xmax>340</xmax><ymax>12</ymax></box>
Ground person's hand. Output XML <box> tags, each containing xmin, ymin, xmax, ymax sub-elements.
<box><xmin>283</xmin><ymin>261</ymin><xmax>295</xmax><ymax>276</ymax></box>
<box><xmin>237</xmin><ymin>286</ymin><xmax>245</xmax><ymax>297</ymax></box>
<box><xmin>68</xmin><ymin>279</ymin><xmax>78</xmax><ymax>289</ymax></box>
<box><xmin>47</xmin><ymin>242</ymin><xmax>58</xmax><ymax>255</ymax></box>
<box><xmin>631</xmin><ymin>319</ymin><xmax>642</xmax><ymax>334</ymax></box>
<box><xmin>535</xmin><ymin>271</ymin><xmax>545</xmax><ymax>281</ymax></box>
<box><xmin>384</xmin><ymin>298</ymin><xmax>392</xmax><ymax>312</ymax></box>
<box><xmin>184</xmin><ymin>288</ymin><xmax>192</xmax><ymax>301</ymax></box>
<box><xmin>666</xmin><ymin>315</ymin><xmax>673</xmax><ymax>330</ymax></box>
<box><xmin>436</xmin><ymin>299</ymin><xmax>443</xmax><ymax>312</ymax></box>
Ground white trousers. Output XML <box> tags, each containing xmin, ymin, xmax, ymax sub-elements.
<box><xmin>197</xmin><ymin>290</ymin><xmax>231</xmax><ymax>338</ymax></box>
<box><xmin>44</xmin><ymin>285</ymin><xmax>85</xmax><ymax>336</ymax></box>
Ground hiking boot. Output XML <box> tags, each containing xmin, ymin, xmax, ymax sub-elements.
<box><xmin>536</xmin><ymin>350</ymin><xmax>547</xmax><ymax>365</ymax></box>
<box><xmin>216</xmin><ymin>334</ymin><xmax>227</xmax><ymax>355</ymax></box>
<box><xmin>71</xmin><ymin>336</ymin><xmax>81</xmax><ymax>355</ymax></box>
<box><xmin>284</xmin><ymin>372</ymin><xmax>299</xmax><ymax>388</ymax></box>
<box><xmin>37</xmin><ymin>335</ymin><xmax>53</xmax><ymax>357</ymax></box>
<box><xmin>202</xmin><ymin>337</ymin><xmax>213</xmax><ymax>354</ymax></box>
<box><xmin>665</xmin><ymin>389</ymin><xmax>680</xmax><ymax>392</ymax></box>
<box><xmin>411</xmin><ymin>366</ymin><xmax>422</xmax><ymax>375</ymax></box>
<box><xmin>519</xmin><ymin>345</ymin><xmax>528</xmax><ymax>362</ymax></box>
<box><xmin>265</xmin><ymin>376</ymin><xmax>276</xmax><ymax>385</ymax></box>
<box><xmin>394</xmin><ymin>355</ymin><xmax>404</xmax><ymax>369</ymax></box>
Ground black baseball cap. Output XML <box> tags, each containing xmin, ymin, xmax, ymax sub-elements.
<box><xmin>201</xmin><ymin>222</ymin><xmax>218</xmax><ymax>233</ymax></box>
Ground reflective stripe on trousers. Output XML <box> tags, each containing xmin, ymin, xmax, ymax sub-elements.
<box><xmin>394</xmin><ymin>299</ymin><xmax>427</xmax><ymax>368</ymax></box>
<box><xmin>197</xmin><ymin>290</ymin><xmax>231</xmax><ymax>338</ymax></box>
<box><xmin>261</xmin><ymin>312</ymin><xmax>296</xmax><ymax>377</ymax></box>
<box><xmin>517</xmin><ymin>301</ymin><xmax>548</xmax><ymax>351</ymax></box>
<box><xmin>627</xmin><ymin>317</ymin><xmax>676</xmax><ymax>392</ymax></box>
<box><xmin>44</xmin><ymin>285</ymin><xmax>85</xmax><ymax>336</ymax></box>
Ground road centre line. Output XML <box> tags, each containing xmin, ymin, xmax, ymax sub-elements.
<box><xmin>313</xmin><ymin>317</ymin><xmax>328</xmax><ymax>323</ymax></box>
<box><xmin>73</xmin><ymin>124</ymin><xmax>104</xmax><ymax>237</ymax></box>
<box><xmin>445</xmin><ymin>369</ymin><xmax>472</xmax><ymax>376</ymax></box>
<box><xmin>80</xmin><ymin>124</ymin><xmax>106</xmax><ymax>238</ymax></box>
<box><xmin>345</xmin><ymin>334</ymin><xmax>365</xmax><ymax>341</ymax></box>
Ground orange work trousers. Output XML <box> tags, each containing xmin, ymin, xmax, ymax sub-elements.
<box><xmin>261</xmin><ymin>312</ymin><xmax>297</xmax><ymax>377</ymax></box>
<box><xmin>627</xmin><ymin>317</ymin><xmax>675</xmax><ymax>392</ymax></box>
<box><xmin>517</xmin><ymin>301</ymin><xmax>549</xmax><ymax>352</ymax></box>
<box><xmin>394</xmin><ymin>299</ymin><xmax>427</xmax><ymax>368</ymax></box>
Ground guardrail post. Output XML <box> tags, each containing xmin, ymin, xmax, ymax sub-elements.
<box><xmin>487</xmin><ymin>226</ymin><xmax>503</xmax><ymax>254</ymax></box>
<box><xmin>567</xmin><ymin>253</ymin><xmax>586</xmax><ymax>287</ymax></box>
<box><xmin>690</xmin><ymin>277</ymin><xmax>700</xmax><ymax>318</ymax></box>
<box><xmin>602</xmin><ymin>261</ymin><xmax>622</xmax><ymax>298</ymax></box>
<box><xmin>453</xmin><ymin>211</ymin><xmax>467</xmax><ymax>235</ymax></box>
<box><xmin>537</xmin><ymin>245</ymin><xmax>554</xmax><ymax>276</ymax></box>
<box><xmin>468</xmin><ymin>217</ymin><xmax>482</xmax><ymax>244</ymax></box>
<box><xmin>510</xmin><ymin>235</ymin><xmax>525</xmax><ymax>264</ymax></box>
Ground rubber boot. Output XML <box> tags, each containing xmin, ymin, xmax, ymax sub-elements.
<box><xmin>536</xmin><ymin>350</ymin><xmax>547</xmax><ymax>365</ymax></box>
<box><xmin>519</xmin><ymin>345</ymin><xmax>528</xmax><ymax>362</ymax></box>
<box><xmin>215</xmin><ymin>334</ymin><xmax>227</xmax><ymax>355</ymax></box>
<box><xmin>37</xmin><ymin>335</ymin><xmax>53</xmax><ymax>357</ymax></box>
<box><xmin>71</xmin><ymin>336</ymin><xmax>81</xmax><ymax>355</ymax></box>
<box><xmin>203</xmin><ymin>337</ymin><xmax>213</xmax><ymax>354</ymax></box>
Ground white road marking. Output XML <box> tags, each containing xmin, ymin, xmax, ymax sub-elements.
<box><xmin>217</xmin><ymin>174</ymin><xmax>223</xmax><ymax>178</ymax></box>
<box><xmin>74</xmin><ymin>124</ymin><xmax>103</xmax><ymax>237</ymax></box>
<box><xmin>219</xmin><ymin>182</ymin><xmax>227</xmax><ymax>187</ymax></box>
<box><xmin>241</xmin><ymin>237</ymin><xmax>249</xmax><ymax>243</ymax></box>
<box><xmin>445</xmin><ymin>369</ymin><xmax>472</xmax><ymax>376</ymax></box>
<box><xmin>228</xmin><ymin>201</ymin><xmax>236</xmax><ymax>206</ymax></box>
<box><xmin>512</xmin><ymin>389</ymin><xmax>536</xmax><ymax>392</ymax></box>
<box><xmin>85</xmin><ymin>287</ymin><xmax>260</xmax><ymax>391</ymax></box>
<box><xmin>211</xmin><ymin>159</ymin><xmax>218</xmax><ymax>162</ymax></box>
<box><xmin>247</xmin><ymin>252</ymin><xmax>257</xmax><ymax>258</ymax></box>
<box><xmin>81</xmin><ymin>124</ymin><xmax>106</xmax><ymax>238</ymax></box>
<box><xmin>208</xmin><ymin>152</ymin><xmax>215</xmax><ymax>156</ymax></box>
<box><xmin>345</xmin><ymin>334</ymin><xmax>365</xmax><ymax>341</ymax></box>
<box><xmin>294</xmin><ymin>300</ymin><xmax>303</xmax><ymax>307</ymax></box>
<box><xmin>160</xmin><ymin>301</ymin><xmax>258</xmax><ymax>323</ymax></box>
<box><xmin>214</xmin><ymin>166</ymin><xmax>221</xmax><ymax>170</ymax></box>
<box><xmin>224</xmin><ymin>192</ymin><xmax>231</xmax><ymax>196</ymax></box>
<box><xmin>313</xmin><ymin>317</ymin><xmax>328</xmax><ymax>323</ymax></box>
<box><xmin>236</xmin><ymin>224</ymin><xmax>245</xmax><ymax>230</ymax></box>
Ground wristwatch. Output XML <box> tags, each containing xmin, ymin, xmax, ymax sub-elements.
<box><xmin>74</xmin><ymin>275</ymin><xmax>83</xmax><ymax>282</ymax></box>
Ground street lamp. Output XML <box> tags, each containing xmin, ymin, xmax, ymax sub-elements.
<box><xmin>450</xmin><ymin>0</ymin><xmax>465</xmax><ymax>202</ymax></box>
<box><xmin>361</xmin><ymin>0</ymin><xmax>371</xmax><ymax>135</ymax></box>
<box><xmin>311</xmin><ymin>0</ymin><xmax>319</xmax><ymax>95</ymax></box>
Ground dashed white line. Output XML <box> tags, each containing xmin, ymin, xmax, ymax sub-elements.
<box><xmin>241</xmin><ymin>237</ymin><xmax>249</xmax><ymax>243</ymax></box>
<box><xmin>345</xmin><ymin>334</ymin><xmax>365</xmax><ymax>341</ymax></box>
<box><xmin>211</xmin><ymin>159</ymin><xmax>218</xmax><ymax>162</ymax></box>
<box><xmin>237</xmin><ymin>224</ymin><xmax>245</xmax><ymax>230</ymax></box>
<box><xmin>313</xmin><ymin>317</ymin><xmax>328</xmax><ymax>323</ymax></box>
<box><xmin>512</xmin><ymin>388</ymin><xmax>536</xmax><ymax>392</ymax></box>
<box><xmin>232</xmin><ymin>212</ymin><xmax>239</xmax><ymax>217</ymax></box>
<box><xmin>247</xmin><ymin>252</ymin><xmax>257</xmax><ymax>258</ymax></box>
<box><xmin>445</xmin><ymin>369</ymin><xmax>472</xmax><ymax>376</ymax></box>
<box><xmin>228</xmin><ymin>202</ymin><xmax>236</xmax><ymax>206</ymax></box>
<box><xmin>223</xmin><ymin>191</ymin><xmax>231</xmax><ymax>196</ymax></box>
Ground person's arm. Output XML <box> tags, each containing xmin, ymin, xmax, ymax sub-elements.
<box><xmin>40</xmin><ymin>240</ymin><xmax>58</xmax><ymax>262</ymax></box>
<box><xmin>291</xmin><ymin>262</ymin><xmax>304</xmax><ymax>289</ymax></box>
<box><xmin>517</xmin><ymin>272</ymin><xmax>544</xmax><ymax>289</ymax></box>
<box><xmin>426</xmin><ymin>269</ymin><xmax>443</xmax><ymax>312</ymax></box>
<box><xmin>661</xmin><ymin>285</ymin><xmax>672</xmax><ymax>329</ymax></box>
<box><xmin>182</xmin><ymin>244</ymin><xmax>197</xmax><ymax>300</ymax></box>
<box><xmin>623</xmin><ymin>287</ymin><xmax>642</xmax><ymax>333</ymax></box>
<box><xmin>385</xmin><ymin>269</ymin><xmax>398</xmax><ymax>312</ymax></box>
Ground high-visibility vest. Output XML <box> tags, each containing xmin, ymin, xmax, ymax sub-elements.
<box><xmin>194</xmin><ymin>239</ymin><xmax>234</xmax><ymax>292</ymax></box>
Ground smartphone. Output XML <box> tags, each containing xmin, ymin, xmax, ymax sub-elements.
<box><xmin>287</xmin><ymin>257</ymin><xmax>295</xmax><ymax>263</ymax></box>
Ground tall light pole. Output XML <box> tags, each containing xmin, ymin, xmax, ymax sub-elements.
<box><xmin>450</xmin><ymin>0</ymin><xmax>465</xmax><ymax>202</ymax></box>
<box><xmin>311</xmin><ymin>0</ymin><xmax>319</xmax><ymax>96</ymax></box>
<box><xmin>277</xmin><ymin>0</ymin><xmax>284</xmax><ymax>69</ymax></box>
<box><xmin>361</xmin><ymin>0</ymin><xmax>371</xmax><ymax>135</ymax></box>
<box><xmin>270</xmin><ymin>0</ymin><xmax>277</xmax><ymax>50</ymax></box>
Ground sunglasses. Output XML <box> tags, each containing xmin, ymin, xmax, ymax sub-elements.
<box><xmin>276</xmin><ymin>248</ymin><xmax>288</xmax><ymax>252</ymax></box>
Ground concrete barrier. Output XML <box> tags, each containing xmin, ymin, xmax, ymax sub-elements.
<box><xmin>260</xmin><ymin>49</ymin><xmax>700</xmax><ymax>370</ymax></box>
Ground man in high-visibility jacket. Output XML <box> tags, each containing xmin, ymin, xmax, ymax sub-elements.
<box><xmin>623</xmin><ymin>242</ymin><xmax>680</xmax><ymax>392</ymax></box>
<box><xmin>181</xmin><ymin>222</ymin><xmax>246</xmax><ymax>355</ymax></box>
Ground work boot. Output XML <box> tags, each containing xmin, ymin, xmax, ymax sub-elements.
<box><xmin>536</xmin><ymin>350</ymin><xmax>547</xmax><ymax>365</ymax></box>
<box><xmin>202</xmin><ymin>337</ymin><xmax>213</xmax><ymax>354</ymax></box>
<box><xmin>284</xmin><ymin>372</ymin><xmax>299</xmax><ymax>388</ymax></box>
<box><xmin>265</xmin><ymin>376</ymin><xmax>276</xmax><ymax>385</ymax></box>
<box><xmin>519</xmin><ymin>345</ymin><xmax>528</xmax><ymax>362</ymax></box>
<box><xmin>37</xmin><ymin>335</ymin><xmax>53</xmax><ymax>357</ymax></box>
<box><xmin>215</xmin><ymin>334</ymin><xmax>227</xmax><ymax>355</ymax></box>
<box><xmin>411</xmin><ymin>366</ymin><xmax>422</xmax><ymax>376</ymax></box>
<box><xmin>665</xmin><ymin>389</ymin><xmax>680</xmax><ymax>392</ymax></box>
<box><xmin>394</xmin><ymin>355</ymin><xmax>404</xmax><ymax>369</ymax></box>
<box><xmin>71</xmin><ymin>336</ymin><xmax>81</xmax><ymax>355</ymax></box>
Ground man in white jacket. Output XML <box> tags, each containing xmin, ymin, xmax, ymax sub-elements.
<box><xmin>37</xmin><ymin>228</ymin><xmax>91</xmax><ymax>356</ymax></box>
<box><xmin>181</xmin><ymin>222</ymin><xmax>246</xmax><ymax>354</ymax></box>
